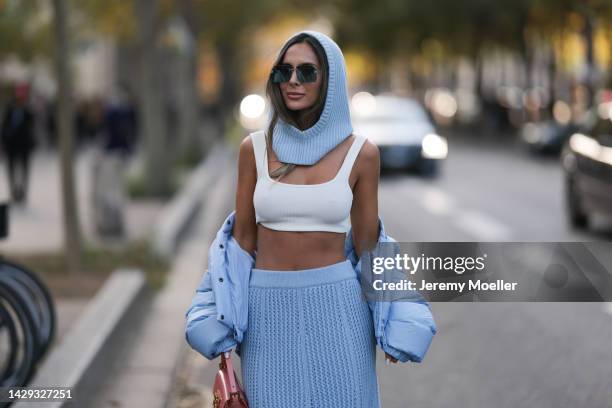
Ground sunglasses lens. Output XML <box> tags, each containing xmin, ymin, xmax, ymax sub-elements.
<box><xmin>297</xmin><ymin>65</ymin><xmax>317</xmax><ymax>83</ymax></box>
<box><xmin>271</xmin><ymin>65</ymin><xmax>292</xmax><ymax>83</ymax></box>
<box><xmin>271</xmin><ymin>64</ymin><xmax>317</xmax><ymax>83</ymax></box>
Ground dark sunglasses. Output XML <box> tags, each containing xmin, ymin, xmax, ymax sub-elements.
<box><xmin>270</xmin><ymin>63</ymin><xmax>319</xmax><ymax>84</ymax></box>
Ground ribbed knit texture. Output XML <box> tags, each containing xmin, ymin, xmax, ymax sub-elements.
<box><xmin>239</xmin><ymin>260</ymin><xmax>380</xmax><ymax>407</ymax></box>
<box><xmin>270</xmin><ymin>30</ymin><xmax>353</xmax><ymax>165</ymax></box>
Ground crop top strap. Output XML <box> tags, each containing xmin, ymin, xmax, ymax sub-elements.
<box><xmin>337</xmin><ymin>134</ymin><xmax>367</xmax><ymax>180</ymax></box>
<box><xmin>250</xmin><ymin>130</ymin><xmax>267</xmax><ymax>179</ymax></box>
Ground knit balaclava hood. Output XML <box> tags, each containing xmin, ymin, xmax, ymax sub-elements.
<box><xmin>269</xmin><ymin>30</ymin><xmax>353</xmax><ymax>165</ymax></box>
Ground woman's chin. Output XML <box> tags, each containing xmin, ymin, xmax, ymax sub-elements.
<box><xmin>284</xmin><ymin>99</ymin><xmax>310</xmax><ymax>111</ymax></box>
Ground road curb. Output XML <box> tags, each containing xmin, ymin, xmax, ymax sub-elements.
<box><xmin>13</xmin><ymin>269</ymin><xmax>147</xmax><ymax>408</ymax></box>
<box><xmin>152</xmin><ymin>142</ymin><xmax>230</xmax><ymax>259</ymax></box>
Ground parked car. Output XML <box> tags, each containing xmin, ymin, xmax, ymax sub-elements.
<box><xmin>521</xmin><ymin>120</ymin><xmax>581</xmax><ymax>155</ymax></box>
<box><xmin>561</xmin><ymin>108</ymin><xmax>612</xmax><ymax>229</ymax></box>
<box><xmin>351</xmin><ymin>93</ymin><xmax>448</xmax><ymax>176</ymax></box>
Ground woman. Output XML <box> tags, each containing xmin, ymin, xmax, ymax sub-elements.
<box><xmin>233</xmin><ymin>30</ymin><xmax>393</xmax><ymax>407</ymax></box>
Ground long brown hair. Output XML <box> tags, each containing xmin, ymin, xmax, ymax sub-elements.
<box><xmin>265</xmin><ymin>33</ymin><xmax>329</xmax><ymax>181</ymax></box>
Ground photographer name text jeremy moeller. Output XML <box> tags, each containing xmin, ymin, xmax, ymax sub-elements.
<box><xmin>372</xmin><ymin>279</ymin><xmax>518</xmax><ymax>292</ymax></box>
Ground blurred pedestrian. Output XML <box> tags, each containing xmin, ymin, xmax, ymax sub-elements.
<box><xmin>1</xmin><ymin>83</ymin><xmax>36</xmax><ymax>205</ymax></box>
<box><xmin>102</xmin><ymin>85</ymin><xmax>137</xmax><ymax>157</ymax></box>
<box><xmin>90</xmin><ymin>85</ymin><xmax>137</xmax><ymax>239</ymax></box>
<box><xmin>75</xmin><ymin>97</ymin><xmax>105</xmax><ymax>149</ymax></box>
<box><xmin>44</xmin><ymin>98</ymin><xmax>57</xmax><ymax>149</ymax></box>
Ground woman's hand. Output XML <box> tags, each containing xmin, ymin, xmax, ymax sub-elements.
<box><xmin>385</xmin><ymin>352</ymin><xmax>398</xmax><ymax>364</ymax></box>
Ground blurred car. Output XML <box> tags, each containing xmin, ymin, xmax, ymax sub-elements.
<box><xmin>561</xmin><ymin>108</ymin><xmax>612</xmax><ymax>229</ymax></box>
<box><xmin>351</xmin><ymin>93</ymin><xmax>448</xmax><ymax>176</ymax></box>
<box><xmin>521</xmin><ymin>120</ymin><xmax>580</xmax><ymax>155</ymax></box>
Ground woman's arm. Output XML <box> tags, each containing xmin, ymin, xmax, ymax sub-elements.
<box><xmin>350</xmin><ymin>139</ymin><xmax>380</xmax><ymax>259</ymax></box>
<box><xmin>350</xmin><ymin>141</ymin><xmax>399</xmax><ymax>364</ymax></box>
<box><xmin>233</xmin><ymin>135</ymin><xmax>258</xmax><ymax>257</ymax></box>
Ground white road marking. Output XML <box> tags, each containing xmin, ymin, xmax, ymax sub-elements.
<box><xmin>452</xmin><ymin>209</ymin><xmax>513</xmax><ymax>240</ymax></box>
<box><xmin>421</xmin><ymin>187</ymin><xmax>454</xmax><ymax>216</ymax></box>
<box><xmin>415</xmin><ymin>185</ymin><xmax>513</xmax><ymax>240</ymax></box>
<box><xmin>602</xmin><ymin>302</ymin><xmax>612</xmax><ymax>316</ymax></box>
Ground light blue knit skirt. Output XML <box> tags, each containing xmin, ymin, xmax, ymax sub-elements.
<box><xmin>239</xmin><ymin>259</ymin><xmax>380</xmax><ymax>408</ymax></box>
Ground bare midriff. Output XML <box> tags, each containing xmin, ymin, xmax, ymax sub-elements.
<box><xmin>253</xmin><ymin>135</ymin><xmax>358</xmax><ymax>271</ymax></box>
<box><xmin>254</xmin><ymin>223</ymin><xmax>347</xmax><ymax>270</ymax></box>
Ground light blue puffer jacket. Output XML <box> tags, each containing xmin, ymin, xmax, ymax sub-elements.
<box><xmin>185</xmin><ymin>210</ymin><xmax>437</xmax><ymax>362</ymax></box>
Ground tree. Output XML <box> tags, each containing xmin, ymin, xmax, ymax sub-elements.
<box><xmin>176</xmin><ymin>0</ymin><xmax>202</xmax><ymax>158</ymax></box>
<box><xmin>52</xmin><ymin>0</ymin><xmax>84</xmax><ymax>274</ymax></box>
<box><xmin>0</xmin><ymin>1</ymin><xmax>51</xmax><ymax>61</ymax></box>
<box><xmin>134</xmin><ymin>0</ymin><xmax>172</xmax><ymax>196</ymax></box>
<box><xmin>186</xmin><ymin>0</ymin><xmax>295</xmax><ymax>137</ymax></box>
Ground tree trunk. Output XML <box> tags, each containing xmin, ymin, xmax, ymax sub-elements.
<box><xmin>475</xmin><ymin>51</ymin><xmax>486</xmax><ymax>101</ymax></box>
<box><xmin>178</xmin><ymin>0</ymin><xmax>206</xmax><ymax>158</ymax></box>
<box><xmin>135</xmin><ymin>0</ymin><xmax>171</xmax><ymax>196</ymax></box>
<box><xmin>517</xmin><ymin>10</ymin><xmax>532</xmax><ymax>90</ymax></box>
<box><xmin>581</xmin><ymin>11</ymin><xmax>596</xmax><ymax>108</ymax></box>
<box><xmin>547</xmin><ymin>43</ymin><xmax>557</xmax><ymax>117</ymax></box>
<box><xmin>52</xmin><ymin>0</ymin><xmax>83</xmax><ymax>275</ymax></box>
<box><xmin>216</xmin><ymin>40</ymin><xmax>241</xmax><ymax>139</ymax></box>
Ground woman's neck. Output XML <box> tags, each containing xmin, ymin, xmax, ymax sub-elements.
<box><xmin>292</xmin><ymin>109</ymin><xmax>313</xmax><ymax>130</ymax></box>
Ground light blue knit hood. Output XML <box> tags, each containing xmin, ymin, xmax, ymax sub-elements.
<box><xmin>269</xmin><ymin>30</ymin><xmax>353</xmax><ymax>165</ymax></box>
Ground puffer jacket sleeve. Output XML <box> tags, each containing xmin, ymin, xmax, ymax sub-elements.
<box><xmin>185</xmin><ymin>268</ymin><xmax>236</xmax><ymax>360</ymax></box>
<box><xmin>381</xmin><ymin>299</ymin><xmax>437</xmax><ymax>363</ymax></box>
<box><xmin>355</xmin><ymin>257</ymin><xmax>437</xmax><ymax>363</ymax></box>
<box><xmin>346</xmin><ymin>216</ymin><xmax>438</xmax><ymax>363</ymax></box>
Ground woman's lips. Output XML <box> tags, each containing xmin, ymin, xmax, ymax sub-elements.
<box><xmin>287</xmin><ymin>92</ymin><xmax>305</xmax><ymax>100</ymax></box>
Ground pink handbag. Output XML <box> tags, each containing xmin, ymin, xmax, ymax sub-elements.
<box><xmin>212</xmin><ymin>350</ymin><xmax>249</xmax><ymax>408</ymax></box>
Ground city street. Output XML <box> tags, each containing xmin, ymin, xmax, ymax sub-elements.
<box><xmin>379</xmin><ymin>133</ymin><xmax>611</xmax><ymax>243</ymax></box>
<box><xmin>376</xmin><ymin>133</ymin><xmax>612</xmax><ymax>408</ymax></box>
<box><xmin>3</xmin><ymin>2</ymin><xmax>612</xmax><ymax>407</ymax></box>
<box><xmin>176</xmin><ymin>132</ymin><xmax>612</xmax><ymax>408</ymax></box>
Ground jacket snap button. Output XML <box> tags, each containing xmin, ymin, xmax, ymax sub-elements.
<box><xmin>219</xmin><ymin>277</ymin><xmax>223</xmax><ymax>282</ymax></box>
<box><xmin>227</xmin><ymin>220</ymin><xmax>230</xmax><ymax>225</ymax></box>
<box><xmin>219</xmin><ymin>244</ymin><xmax>224</xmax><ymax>249</ymax></box>
<box><xmin>220</xmin><ymin>314</ymin><xmax>224</xmax><ymax>320</ymax></box>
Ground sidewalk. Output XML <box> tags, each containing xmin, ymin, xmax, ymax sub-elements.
<box><xmin>0</xmin><ymin>145</ymin><xmax>166</xmax><ymax>371</ymax></box>
<box><xmin>0</xmin><ymin>146</ymin><xmax>165</xmax><ymax>254</ymax></box>
<box><xmin>166</xmin><ymin>154</ymin><xmax>237</xmax><ymax>408</ymax></box>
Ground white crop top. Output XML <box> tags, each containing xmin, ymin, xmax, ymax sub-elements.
<box><xmin>251</xmin><ymin>130</ymin><xmax>367</xmax><ymax>233</ymax></box>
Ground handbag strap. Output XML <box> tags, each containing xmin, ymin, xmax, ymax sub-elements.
<box><xmin>222</xmin><ymin>350</ymin><xmax>239</xmax><ymax>393</ymax></box>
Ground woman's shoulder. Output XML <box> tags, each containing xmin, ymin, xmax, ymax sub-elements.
<box><xmin>237</xmin><ymin>133</ymin><xmax>258</xmax><ymax>172</ymax></box>
<box><xmin>352</xmin><ymin>133</ymin><xmax>379</xmax><ymax>165</ymax></box>
<box><xmin>239</xmin><ymin>133</ymin><xmax>254</xmax><ymax>153</ymax></box>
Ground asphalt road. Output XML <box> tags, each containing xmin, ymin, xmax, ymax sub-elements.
<box><xmin>376</xmin><ymin>134</ymin><xmax>612</xmax><ymax>408</ymax></box>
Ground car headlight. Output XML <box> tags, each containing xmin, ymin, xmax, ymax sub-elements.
<box><xmin>569</xmin><ymin>133</ymin><xmax>600</xmax><ymax>160</ymax></box>
<box><xmin>569</xmin><ymin>133</ymin><xmax>612</xmax><ymax>166</ymax></box>
<box><xmin>422</xmin><ymin>133</ymin><xmax>448</xmax><ymax>159</ymax></box>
